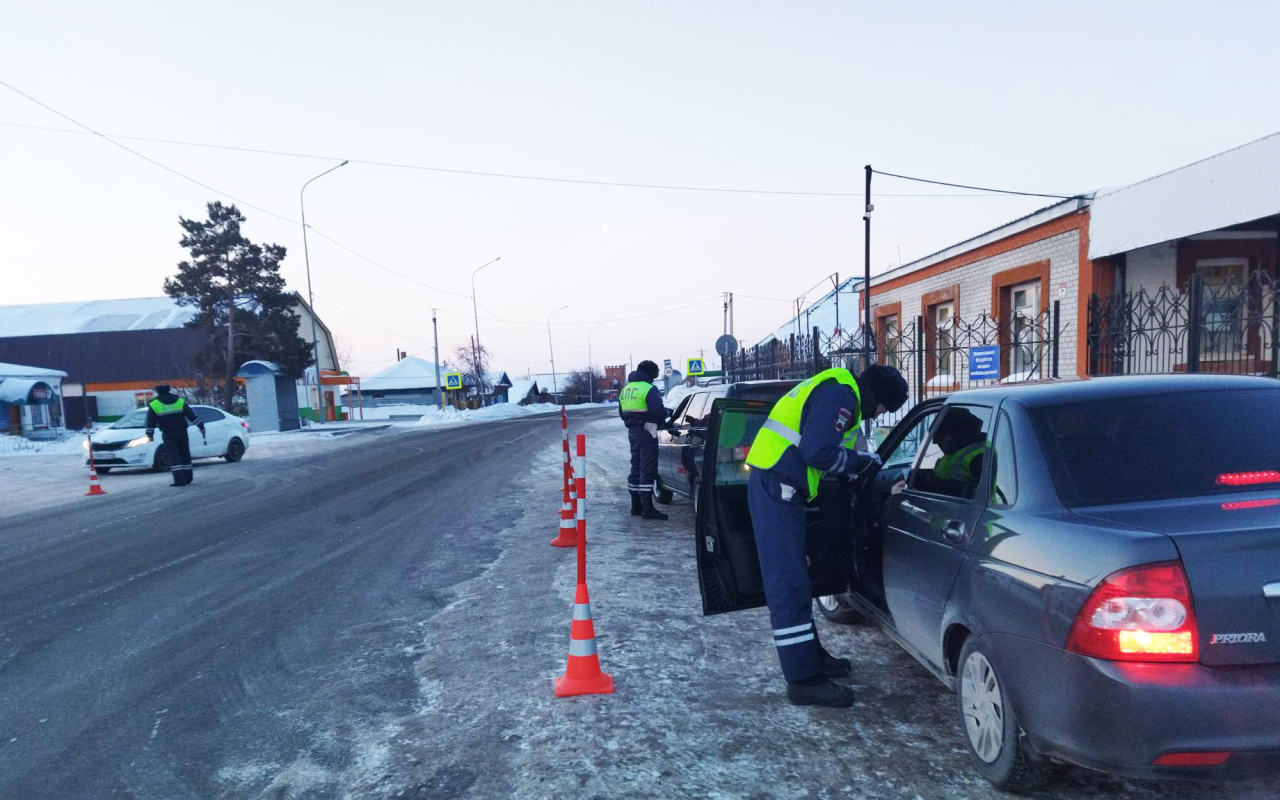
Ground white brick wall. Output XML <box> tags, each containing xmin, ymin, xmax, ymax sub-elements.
<box><xmin>868</xmin><ymin>229</ymin><xmax>1082</xmax><ymax>379</ymax></box>
<box><xmin>1124</xmin><ymin>242</ymin><xmax>1177</xmax><ymax>295</ymax></box>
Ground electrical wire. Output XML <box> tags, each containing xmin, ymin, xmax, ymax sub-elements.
<box><xmin>312</xmin><ymin>294</ymin><xmax>435</xmax><ymax>344</ymax></box>
<box><xmin>871</xmin><ymin>169</ymin><xmax>1080</xmax><ymax>200</ymax></box>
<box><xmin>5</xmin><ymin>118</ymin><xmax>1040</xmax><ymax>198</ymax></box>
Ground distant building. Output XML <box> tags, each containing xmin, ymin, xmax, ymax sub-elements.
<box><xmin>507</xmin><ymin>379</ymin><xmax>539</xmax><ymax>405</ymax></box>
<box><xmin>0</xmin><ymin>296</ymin><xmax>338</xmax><ymax>422</ymax></box>
<box><xmin>356</xmin><ymin>356</ymin><xmax>445</xmax><ymax>406</ymax></box>
<box><xmin>0</xmin><ymin>361</ymin><xmax>68</xmax><ymax>437</ymax></box>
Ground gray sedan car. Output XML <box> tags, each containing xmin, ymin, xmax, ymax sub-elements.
<box><xmin>696</xmin><ymin>375</ymin><xmax>1280</xmax><ymax>788</ymax></box>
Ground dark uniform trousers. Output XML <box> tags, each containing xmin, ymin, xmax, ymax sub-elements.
<box><xmin>165</xmin><ymin>428</ymin><xmax>194</xmax><ymax>485</ymax></box>
<box><xmin>747</xmin><ymin>466</ymin><xmax>825</xmax><ymax>682</ymax></box>
<box><xmin>626</xmin><ymin>426</ymin><xmax>659</xmax><ymax>494</ymax></box>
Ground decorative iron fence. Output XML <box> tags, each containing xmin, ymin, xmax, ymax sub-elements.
<box><xmin>1087</xmin><ymin>272</ymin><xmax>1280</xmax><ymax>378</ymax></box>
<box><xmin>726</xmin><ymin>302</ymin><xmax>1062</xmax><ymax>427</ymax></box>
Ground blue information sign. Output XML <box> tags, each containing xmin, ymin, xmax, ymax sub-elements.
<box><xmin>968</xmin><ymin>346</ymin><xmax>1001</xmax><ymax>380</ymax></box>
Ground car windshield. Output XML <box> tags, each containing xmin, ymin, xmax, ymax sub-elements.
<box><xmin>1031</xmin><ymin>388</ymin><xmax>1280</xmax><ymax>506</ymax></box>
<box><xmin>110</xmin><ymin>409</ymin><xmax>150</xmax><ymax>429</ymax></box>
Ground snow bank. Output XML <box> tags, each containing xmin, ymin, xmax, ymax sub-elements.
<box><xmin>412</xmin><ymin>401</ymin><xmax>611</xmax><ymax>428</ymax></box>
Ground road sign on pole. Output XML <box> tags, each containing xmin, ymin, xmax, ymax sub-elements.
<box><xmin>444</xmin><ymin>372</ymin><xmax>464</xmax><ymax>391</ymax></box>
<box><xmin>686</xmin><ymin>358</ymin><xmax>705</xmax><ymax>376</ymax></box>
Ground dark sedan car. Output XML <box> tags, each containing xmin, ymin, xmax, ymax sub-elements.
<box><xmin>696</xmin><ymin>375</ymin><xmax>1280</xmax><ymax>788</ymax></box>
<box><xmin>654</xmin><ymin>380</ymin><xmax>796</xmax><ymax>513</ymax></box>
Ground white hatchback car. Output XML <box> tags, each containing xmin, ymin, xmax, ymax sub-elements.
<box><xmin>83</xmin><ymin>405</ymin><xmax>251</xmax><ymax>473</ymax></box>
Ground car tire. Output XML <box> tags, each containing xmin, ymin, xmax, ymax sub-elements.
<box><xmin>152</xmin><ymin>447</ymin><xmax>171</xmax><ymax>473</ymax></box>
<box><xmin>97</xmin><ymin>467</ymin><xmax>113</xmax><ymax>474</ymax></box>
<box><xmin>224</xmin><ymin>437</ymin><xmax>245</xmax><ymax>462</ymax></box>
<box><xmin>956</xmin><ymin>637</ymin><xmax>1044</xmax><ymax>791</ymax></box>
<box><xmin>653</xmin><ymin>478</ymin><xmax>674</xmax><ymax>505</ymax></box>
<box><xmin>690</xmin><ymin>478</ymin><xmax>700</xmax><ymax>518</ymax></box>
<box><xmin>815</xmin><ymin>592</ymin><xmax>865</xmax><ymax>625</ymax></box>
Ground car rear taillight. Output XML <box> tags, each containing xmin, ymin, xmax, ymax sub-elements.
<box><xmin>1066</xmin><ymin>561</ymin><xmax>1198</xmax><ymax>663</ymax></box>
<box><xmin>242</xmin><ymin>421</ymin><xmax>250</xmax><ymax>431</ymax></box>
<box><xmin>1221</xmin><ymin>498</ymin><xmax>1280</xmax><ymax>511</ymax></box>
<box><xmin>1215</xmin><ymin>470</ymin><xmax>1280</xmax><ymax>486</ymax></box>
<box><xmin>1153</xmin><ymin>751</ymin><xmax>1232</xmax><ymax>767</ymax></box>
<box><xmin>733</xmin><ymin>445</ymin><xmax>750</xmax><ymax>461</ymax></box>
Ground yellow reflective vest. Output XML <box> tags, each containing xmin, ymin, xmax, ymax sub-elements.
<box><xmin>745</xmin><ymin>368</ymin><xmax>861</xmax><ymax>501</ymax></box>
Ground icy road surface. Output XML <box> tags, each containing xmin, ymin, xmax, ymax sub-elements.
<box><xmin>0</xmin><ymin>410</ymin><xmax>1270</xmax><ymax>798</ymax></box>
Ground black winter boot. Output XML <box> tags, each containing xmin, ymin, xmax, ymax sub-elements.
<box><xmin>639</xmin><ymin>492</ymin><xmax>669</xmax><ymax>521</ymax></box>
<box><xmin>630</xmin><ymin>492</ymin><xmax>643</xmax><ymax>516</ymax></box>
<box><xmin>820</xmin><ymin>653</ymin><xmax>852</xmax><ymax>678</ymax></box>
<box><xmin>786</xmin><ymin>676</ymin><xmax>855</xmax><ymax>708</ymax></box>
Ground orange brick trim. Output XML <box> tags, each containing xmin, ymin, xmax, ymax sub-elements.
<box><xmin>991</xmin><ymin>261</ymin><xmax>1051</xmax><ymax>379</ymax></box>
<box><xmin>922</xmin><ymin>284</ymin><xmax>960</xmax><ymax>387</ymax></box>
<box><xmin>873</xmin><ymin>302</ymin><xmax>902</xmax><ymax>365</ymax></box>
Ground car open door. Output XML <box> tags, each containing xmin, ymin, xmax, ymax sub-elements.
<box><xmin>695</xmin><ymin>398</ymin><xmax>855</xmax><ymax>615</ymax></box>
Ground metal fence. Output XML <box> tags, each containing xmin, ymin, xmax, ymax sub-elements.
<box><xmin>1087</xmin><ymin>272</ymin><xmax>1280</xmax><ymax>378</ymax></box>
<box><xmin>726</xmin><ymin>301</ymin><xmax>1062</xmax><ymax>427</ymax></box>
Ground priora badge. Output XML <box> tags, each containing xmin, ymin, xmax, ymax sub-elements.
<box><xmin>1209</xmin><ymin>632</ymin><xmax>1267</xmax><ymax>644</ymax></box>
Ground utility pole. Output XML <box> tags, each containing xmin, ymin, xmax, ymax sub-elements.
<box><xmin>588</xmin><ymin>323</ymin><xmax>604</xmax><ymax>404</ymax></box>
<box><xmin>547</xmin><ymin>305</ymin><xmax>568</xmax><ymax>403</ymax></box>
<box><xmin>863</xmin><ymin>164</ymin><xmax>874</xmax><ymax>436</ymax></box>
<box><xmin>470</xmin><ymin>256</ymin><xmax>501</xmax><ymax>405</ymax></box>
<box><xmin>832</xmin><ymin>272</ymin><xmax>840</xmax><ymax>333</ymax></box>
<box><xmin>432</xmin><ymin>309</ymin><xmax>443</xmax><ymax>411</ymax></box>
<box><xmin>300</xmin><ymin>159</ymin><xmax>349</xmax><ymax>425</ymax></box>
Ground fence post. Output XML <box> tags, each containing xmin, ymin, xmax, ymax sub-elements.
<box><xmin>1052</xmin><ymin>300</ymin><xmax>1061</xmax><ymax>378</ymax></box>
<box><xmin>1271</xmin><ymin>277</ymin><xmax>1279</xmax><ymax>379</ymax></box>
<box><xmin>915</xmin><ymin>314</ymin><xmax>926</xmax><ymax>400</ymax></box>
<box><xmin>1187</xmin><ymin>273</ymin><xmax>1202</xmax><ymax>374</ymax></box>
<box><xmin>812</xmin><ymin>326</ymin><xmax>823</xmax><ymax>374</ymax></box>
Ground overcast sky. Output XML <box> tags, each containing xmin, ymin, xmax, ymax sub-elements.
<box><xmin>4</xmin><ymin>2</ymin><xmax>1279</xmax><ymax>378</ymax></box>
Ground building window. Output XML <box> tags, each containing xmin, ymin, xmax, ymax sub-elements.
<box><xmin>1196</xmin><ymin>258</ymin><xmax>1248</xmax><ymax>357</ymax></box>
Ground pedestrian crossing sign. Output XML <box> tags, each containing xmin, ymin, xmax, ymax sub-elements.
<box><xmin>444</xmin><ymin>372</ymin><xmax>463</xmax><ymax>390</ymax></box>
<box><xmin>686</xmin><ymin>358</ymin><xmax>705</xmax><ymax>376</ymax></box>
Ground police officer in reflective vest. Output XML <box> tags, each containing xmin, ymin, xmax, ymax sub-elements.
<box><xmin>618</xmin><ymin>360</ymin><xmax>672</xmax><ymax>520</ymax></box>
<box><xmin>745</xmin><ymin>364</ymin><xmax>908</xmax><ymax>707</ymax></box>
<box><xmin>927</xmin><ymin>407</ymin><xmax>988</xmax><ymax>498</ymax></box>
<box><xmin>145</xmin><ymin>384</ymin><xmax>205</xmax><ymax>487</ymax></box>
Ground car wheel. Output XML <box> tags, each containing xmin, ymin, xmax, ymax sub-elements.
<box><xmin>653</xmin><ymin>478</ymin><xmax>674</xmax><ymax>505</ymax></box>
<box><xmin>96</xmin><ymin>467</ymin><xmax>113</xmax><ymax>474</ymax></box>
<box><xmin>815</xmin><ymin>592</ymin><xmax>865</xmax><ymax>625</ymax></box>
<box><xmin>152</xmin><ymin>447</ymin><xmax>171</xmax><ymax>473</ymax></box>
<box><xmin>224</xmin><ymin>437</ymin><xmax>245</xmax><ymax>462</ymax></box>
<box><xmin>957</xmin><ymin>637</ymin><xmax>1044</xmax><ymax>791</ymax></box>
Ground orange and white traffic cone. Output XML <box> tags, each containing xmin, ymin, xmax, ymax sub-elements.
<box><xmin>550</xmin><ymin>469</ymin><xmax>577</xmax><ymax>548</ymax></box>
<box><xmin>85</xmin><ymin>442</ymin><xmax>107</xmax><ymax>497</ymax></box>
<box><xmin>554</xmin><ymin>582</ymin><xmax>614</xmax><ymax>697</ymax></box>
<box><xmin>554</xmin><ymin>434</ymin><xmax>614</xmax><ymax>697</ymax></box>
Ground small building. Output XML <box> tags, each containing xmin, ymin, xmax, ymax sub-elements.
<box><xmin>357</xmin><ymin>356</ymin><xmax>445</xmax><ymax>406</ymax></box>
<box><xmin>483</xmin><ymin>371</ymin><xmax>513</xmax><ymax>404</ymax></box>
<box><xmin>236</xmin><ymin>360</ymin><xmax>302</xmax><ymax>433</ymax></box>
<box><xmin>0</xmin><ymin>361</ymin><xmax>68</xmax><ymax>438</ymax></box>
<box><xmin>507</xmin><ymin>379</ymin><xmax>539</xmax><ymax>405</ymax></box>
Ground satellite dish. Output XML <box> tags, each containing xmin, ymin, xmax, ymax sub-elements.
<box><xmin>715</xmin><ymin>334</ymin><xmax>738</xmax><ymax>357</ymax></box>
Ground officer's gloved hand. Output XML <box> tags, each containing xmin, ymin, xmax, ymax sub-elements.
<box><xmin>850</xmin><ymin>451</ymin><xmax>882</xmax><ymax>475</ymax></box>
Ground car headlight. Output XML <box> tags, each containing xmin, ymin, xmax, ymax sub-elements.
<box><xmin>82</xmin><ymin>439</ymin><xmax>90</xmax><ymax>451</ymax></box>
<box><xmin>127</xmin><ymin>436</ymin><xmax>151</xmax><ymax>448</ymax></box>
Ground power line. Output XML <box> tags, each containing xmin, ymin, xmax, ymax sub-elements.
<box><xmin>312</xmin><ymin>294</ymin><xmax>434</xmax><ymax>344</ymax></box>
<box><xmin>5</xmin><ymin>118</ymin><xmax>1037</xmax><ymax>198</ymax></box>
<box><xmin>871</xmin><ymin>169</ymin><xmax>1079</xmax><ymax>200</ymax></box>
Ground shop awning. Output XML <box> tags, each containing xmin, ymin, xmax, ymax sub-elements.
<box><xmin>0</xmin><ymin>379</ymin><xmax>55</xmax><ymax>404</ymax></box>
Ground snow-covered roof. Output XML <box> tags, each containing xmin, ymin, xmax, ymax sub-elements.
<box><xmin>361</xmin><ymin>356</ymin><xmax>444</xmax><ymax>391</ymax></box>
<box><xmin>1089</xmin><ymin>130</ymin><xmax>1280</xmax><ymax>259</ymax></box>
<box><xmin>508</xmin><ymin>379</ymin><xmax>538</xmax><ymax>400</ymax></box>
<box><xmin>0</xmin><ymin>361</ymin><xmax>68</xmax><ymax>378</ymax></box>
<box><xmin>526</xmin><ymin>372</ymin><xmax>573</xmax><ymax>392</ymax></box>
<box><xmin>486</xmin><ymin>370</ymin><xmax>512</xmax><ymax>389</ymax></box>
<box><xmin>0</xmin><ymin>297</ymin><xmax>198</xmax><ymax>338</ymax></box>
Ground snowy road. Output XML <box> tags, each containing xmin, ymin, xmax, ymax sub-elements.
<box><xmin>0</xmin><ymin>410</ymin><xmax>1270</xmax><ymax>799</ymax></box>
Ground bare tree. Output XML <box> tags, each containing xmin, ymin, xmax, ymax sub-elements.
<box><xmin>452</xmin><ymin>337</ymin><xmax>492</xmax><ymax>398</ymax></box>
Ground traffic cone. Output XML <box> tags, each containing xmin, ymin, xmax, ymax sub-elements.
<box><xmin>85</xmin><ymin>462</ymin><xmax>107</xmax><ymax>497</ymax></box>
<box><xmin>554</xmin><ymin>581</ymin><xmax>615</xmax><ymax>697</ymax></box>
<box><xmin>550</xmin><ymin>471</ymin><xmax>577</xmax><ymax>548</ymax></box>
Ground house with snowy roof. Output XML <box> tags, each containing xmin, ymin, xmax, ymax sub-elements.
<box><xmin>0</xmin><ymin>295</ymin><xmax>338</xmax><ymax>423</ymax></box>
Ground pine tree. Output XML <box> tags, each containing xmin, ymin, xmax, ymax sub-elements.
<box><xmin>164</xmin><ymin>202</ymin><xmax>314</xmax><ymax>410</ymax></box>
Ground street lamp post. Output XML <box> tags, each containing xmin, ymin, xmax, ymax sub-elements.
<box><xmin>587</xmin><ymin>323</ymin><xmax>604</xmax><ymax>404</ymax></box>
<box><xmin>469</xmin><ymin>256</ymin><xmax>501</xmax><ymax>405</ymax></box>
<box><xmin>629</xmin><ymin>340</ymin><xmax>642</xmax><ymax>376</ymax></box>
<box><xmin>547</xmin><ymin>305</ymin><xmax>568</xmax><ymax>403</ymax></box>
<box><xmin>300</xmin><ymin>159</ymin><xmax>348</xmax><ymax>426</ymax></box>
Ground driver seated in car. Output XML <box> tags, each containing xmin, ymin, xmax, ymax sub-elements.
<box><xmin>919</xmin><ymin>407</ymin><xmax>988</xmax><ymax>499</ymax></box>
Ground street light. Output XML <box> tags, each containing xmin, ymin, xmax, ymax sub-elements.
<box><xmin>587</xmin><ymin>323</ymin><xmax>605</xmax><ymax>404</ymax></box>
<box><xmin>547</xmin><ymin>305</ymin><xmax>568</xmax><ymax>403</ymax></box>
<box><xmin>469</xmin><ymin>256</ymin><xmax>501</xmax><ymax>404</ymax></box>
<box><xmin>629</xmin><ymin>340</ymin><xmax>643</xmax><ymax>375</ymax></box>
<box><xmin>300</xmin><ymin>159</ymin><xmax>348</xmax><ymax>426</ymax></box>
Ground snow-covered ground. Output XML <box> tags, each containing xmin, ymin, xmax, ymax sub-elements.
<box><xmin>347</xmin><ymin>401</ymin><xmax>613</xmax><ymax>425</ymax></box>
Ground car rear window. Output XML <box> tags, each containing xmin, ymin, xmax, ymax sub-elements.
<box><xmin>1031</xmin><ymin>388</ymin><xmax>1280</xmax><ymax>506</ymax></box>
